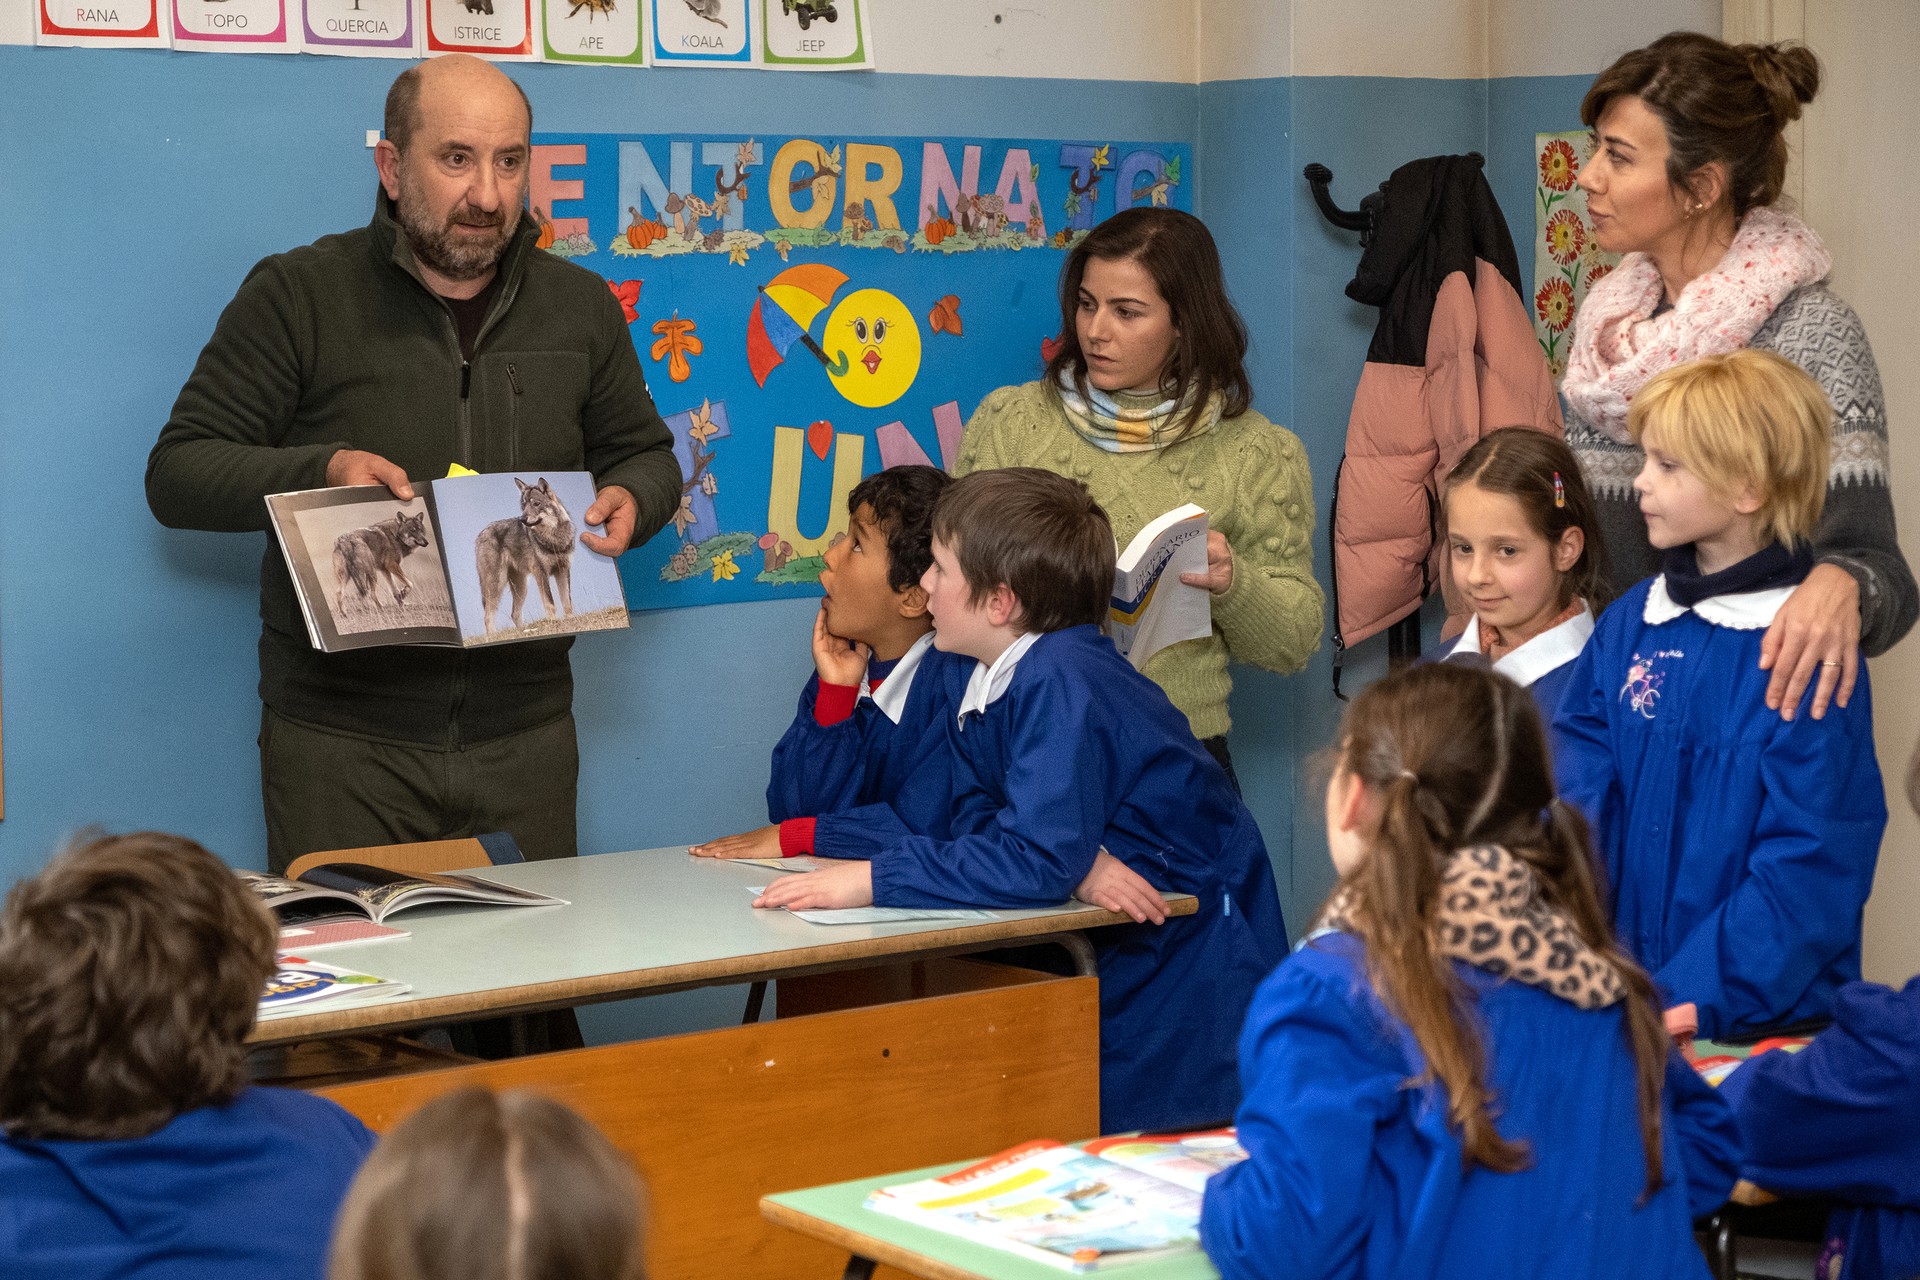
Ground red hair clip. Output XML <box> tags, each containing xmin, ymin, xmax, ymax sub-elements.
<box><xmin>1552</xmin><ymin>471</ymin><xmax>1566</xmax><ymax>509</ymax></box>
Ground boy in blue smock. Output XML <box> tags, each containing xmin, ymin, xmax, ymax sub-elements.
<box><xmin>692</xmin><ymin>466</ymin><xmax>972</xmax><ymax>861</ymax></box>
<box><xmin>756</xmin><ymin>467</ymin><xmax>1288</xmax><ymax>1133</ymax></box>
<box><xmin>0</xmin><ymin>832</ymin><xmax>374</xmax><ymax>1280</ymax></box>
<box><xmin>1554</xmin><ymin>349</ymin><xmax>1886</xmax><ymax>1045</ymax></box>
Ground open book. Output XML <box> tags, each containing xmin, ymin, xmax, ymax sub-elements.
<box><xmin>266</xmin><ymin>471</ymin><xmax>628</xmax><ymax>652</ymax></box>
<box><xmin>258</xmin><ymin>955</ymin><xmax>412</xmax><ymax>1021</ymax></box>
<box><xmin>865</xmin><ymin>1131</ymin><xmax>1246</xmax><ymax>1272</ymax></box>
<box><xmin>1109</xmin><ymin>504</ymin><xmax>1211</xmax><ymax>670</ymax></box>
<box><xmin>240</xmin><ymin>864</ymin><xmax>567</xmax><ymax>927</ymax></box>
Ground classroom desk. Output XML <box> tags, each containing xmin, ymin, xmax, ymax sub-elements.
<box><xmin>252</xmin><ymin>844</ymin><xmax>1197</xmax><ymax>1046</ymax></box>
<box><xmin>762</xmin><ymin>1161</ymin><xmax>1224</xmax><ymax>1280</ymax></box>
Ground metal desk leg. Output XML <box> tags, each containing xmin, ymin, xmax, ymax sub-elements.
<box><xmin>743</xmin><ymin>980</ymin><xmax>767</xmax><ymax>1024</ymax></box>
<box><xmin>1054</xmin><ymin>932</ymin><xmax>1098</xmax><ymax>977</ymax></box>
<box><xmin>1699</xmin><ymin>1210</ymin><xmax>1736</xmax><ymax>1280</ymax></box>
<box><xmin>840</xmin><ymin>1255</ymin><xmax>877</xmax><ymax>1280</ymax></box>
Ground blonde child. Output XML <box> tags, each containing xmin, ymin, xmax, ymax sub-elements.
<box><xmin>1200</xmin><ymin>663</ymin><xmax>1739</xmax><ymax>1279</ymax></box>
<box><xmin>1554</xmin><ymin>349</ymin><xmax>1886</xmax><ymax>1045</ymax></box>
<box><xmin>1440</xmin><ymin>427</ymin><xmax>1609</xmax><ymax>721</ymax></box>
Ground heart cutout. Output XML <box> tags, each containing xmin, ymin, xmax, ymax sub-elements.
<box><xmin>806</xmin><ymin>419</ymin><xmax>834</xmax><ymax>460</ymax></box>
<box><xmin>1040</xmin><ymin>336</ymin><xmax>1062</xmax><ymax>362</ymax></box>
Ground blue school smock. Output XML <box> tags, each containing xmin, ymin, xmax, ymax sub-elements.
<box><xmin>1551</xmin><ymin>576</ymin><xmax>1886</xmax><ymax>1040</ymax></box>
<box><xmin>0</xmin><ymin>1086</ymin><xmax>375</xmax><ymax>1280</ymax></box>
<box><xmin>1720</xmin><ymin>976</ymin><xmax>1920</xmax><ymax>1280</ymax></box>
<box><xmin>1200</xmin><ymin>931</ymin><xmax>1740</xmax><ymax>1280</ymax></box>
<box><xmin>766</xmin><ymin>632</ymin><xmax>972</xmax><ymax>858</ymax></box>
<box><xmin>1439</xmin><ymin>606</ymin><xmax>1594</xmax><ymax>726</ymax></box>
<box><xmin>868</xmin><ymin>624</ymin><xmax>1287</xmax><ymax>1134</ymax></box>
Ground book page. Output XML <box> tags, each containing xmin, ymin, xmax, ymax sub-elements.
<box><xmin>1109</xmin><ymin>506</ymin><xmax>1211</xmax><ymax>671</ymax></box>
<box><xmin>266</xmin><ymin>486</ymin><xmax>459</xmax><ymax>651</ymax></box>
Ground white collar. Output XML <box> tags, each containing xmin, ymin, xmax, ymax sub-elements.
<box><xmin>957</xmin><ymin>631</ymin><xmax>1041</xmax><ymax>725</ymax></box>
<box><xmin>861</xmin><ymin>632</ymin><xmax>935</xmax><ymax>725</ymax></box>
<box><xmin>1643</xmin><ymin>574</ymin><xmax>1794</xmax><ymax>629</ymax></box>
<box><xmin>1446</xmin><ymin>607</ymin><xmax>1595</xmax><ymax>688</ymax></box>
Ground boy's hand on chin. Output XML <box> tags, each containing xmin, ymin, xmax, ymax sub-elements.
<box><xmin>688</xmin><ymin>825</ymin><xmax>781</xmax><ymax>859</ymax></box>
<box><xmin>812</xmin><ymin>605</ymin><xmax>872</xmax><ymax>686</ymax></box>
<box><xmin>753</xmin><ymin>861</ymin><xmax>873</xmax><ymax>911</ymax></box>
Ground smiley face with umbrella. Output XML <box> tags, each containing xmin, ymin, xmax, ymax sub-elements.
<box><xmin>747</xmin><ymin>264</ymin><xmax>923</xmax><ymax>409</ymax></box>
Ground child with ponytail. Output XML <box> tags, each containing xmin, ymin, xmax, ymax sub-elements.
<box><xmin>1441</xmin><ymin>427</ymin><xmax>1609</xmax><ymax>721</ymax></box>
<box><xmin>1200</xmin><ymin>663</ymin><xmax>1738</xmax><ymax>1280</ymax></box>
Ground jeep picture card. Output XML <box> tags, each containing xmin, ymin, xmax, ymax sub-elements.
<box><xmin>268</xmin><ymin>486</ymin><xmax>462</xmax><ymax>653</ymax></box>
<box><xmin>426</xmin><ymin>471</ymin><xmax>630</xmax><ymax>646</ymax></box>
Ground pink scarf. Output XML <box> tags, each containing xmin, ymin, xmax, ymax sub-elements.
<box><xmin>1561</xmin><ymin>207</ymin><xmax>1832</xmax><ymax>442</ymax></box>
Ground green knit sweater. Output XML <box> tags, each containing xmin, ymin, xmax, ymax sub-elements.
<box><xmin>955</xmin><ymin>381</ymin><xmax>1324</xmax><ymax>739</ymax></box>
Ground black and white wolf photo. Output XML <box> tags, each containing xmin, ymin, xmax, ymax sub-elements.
<box><xmin>296</xmin><ymin>500</ymin><xmax>456</xmax><ymax>635</ymax></box>
<box><xmin>436</xmin><ymin>472</ymin><xmax>628</xmax><ymax>644</ymax></box>
<box><xmin>475</xmin><ymin>477</ymin><xmax>576</xmax><ymax>634</ymax></box>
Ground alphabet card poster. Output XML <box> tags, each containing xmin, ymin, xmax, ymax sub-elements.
<box><xmin>759</xmin><ymin>0</ymin><xmax>867</xmax><ymax>70</ymax></box>
<box><xmin>647</xmin><ymin>0</ymin><xmax>751</xmax><ymax>67</ymax></box>
<box><xmin>541</xmin><ymin>0</ymin><xmax>642</xmax><ymax>64</ymax></box>
<box><xmin>38</xmin><ymin>0</ymin><xmax>168</xmax><ymax>46</ymax></box>
<box><xmin>173</xmin><ymin>0</ymin><xmax>300</xmax><ymax>51</ymax></box>
<box><xmin>519</xmin><ymin>131</ymin><xmax>1194</xmax><ymax>611</ymax></box>
<box><xmin>303</xmin><ymin>0</ymin><xmax>416</xmax><ymax>55</ymax></box>
<box><xmin>426</xmin><ymin>0</ymin><xmax>535</xmax><ymax>57</ymax></box>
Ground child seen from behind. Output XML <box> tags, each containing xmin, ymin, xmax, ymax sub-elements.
<box><xmin>1553</xmin><ymin>349</ymin><xmax>1886</xmax><ymax>1046</ymax></box>
<box><xmin>1201</xmin><ymin>664</ymin><xmax>1738</xmax><ymax>1280</ymax></box>
<box><xmin>755</xmin><ymin>467</ymin><xmax>1288</xmax><ymax>1133</ymax></box>
<box><xmin>1440</xmin><ymin>427</ymin><xmax>1610</xmax><ymax>721</ymax></box>
<box><xmin>691</xmin><ymin>465</ymin><xmax>971</xmax><ymax>860</ymax></box>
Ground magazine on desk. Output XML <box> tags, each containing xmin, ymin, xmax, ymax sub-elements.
<box><xmin>257</xmin><ymin>955</ymin><xmax>412</xmax><ymax>1021</ymax></box>
<box><xmin>240</xmin><ymin>864</ymin><xmax>567</xmax><ymax>927</ymax></box>
<box><xmin>1109</xmin><ymin>504</ymin><xmax>1211</xmax><ymax>670</ymax></box>
<box><xmin>266</xmin><ymin>470</ymin><xmax>628</xmax><ymax>653</ymax></box>
<box><xmin>864</xmin><ymin>1131</ymin><xmax>1246</xmax><ymax>1272</ymax></box>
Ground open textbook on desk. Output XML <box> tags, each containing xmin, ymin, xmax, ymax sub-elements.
<box><xmin>241</xmin><ymin>864</ymin><xmax>567</xmax><ymax>928</ymax></box>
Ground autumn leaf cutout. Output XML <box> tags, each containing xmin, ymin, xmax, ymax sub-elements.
<box><xmin>929</xmin><ymin>295</ymin><xmax>963</xmax><ymax>337</ymax></box>
<box><xmin>650</xmin><ymin>312</ymin><xmax>703</xmax><ymax>383</ymax></box>
<box><xmin>607</xmin><ymin>279</ymin><xmax>642</xmax><ymax>324</ymax></box>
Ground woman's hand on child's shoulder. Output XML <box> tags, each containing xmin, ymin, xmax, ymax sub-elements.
<box><xmin>1760</xmin><ymin>563</ymin><xmax>1860</xmax><ymax>721</ymax></box>
<box><xmin>753</xmin><ymin>861</ymin><xmax>874</xmax><ymax>911</ymax></box>
<box><xmin>1074</xmin><ymin>850</ymin><xmax>1168</xmax><ymax>924</ymax></box>
<box><xmin>813</xmin><ymin>605</ymin><xmax>873</xmax><ymax>686</ymax></box>
<box><xmin>689</xmin><ymin>825</ymin><xmax>783</xmax><ymax>859</ymax></box>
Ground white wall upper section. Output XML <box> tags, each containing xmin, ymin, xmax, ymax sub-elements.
<box><xmin>1</xmin><ymin>0</ymin><xmax>31</xmax><ymax>48</ymax></box>
<box><xmin>1487</xmin><ymin>0</ymin><xmax>1720</xmax><ymax>78</ymax></box>
<box><xmin>872</xmin><ymin>2</ymin><xmax>1196</xmax><ymax>82</ymax></box>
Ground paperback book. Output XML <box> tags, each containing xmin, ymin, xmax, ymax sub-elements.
<box><xmin>266</xmin><ymin>470</ymin><xmax>628</xmax><ymax>652</ymax></box>
<box><xmin>241</xmin><ymin>864</ymin><xmax>568</xmax><ymax>927</ymax></box>
<box><xmin>257</xmin><ymin>956</ymin><xmax>412</xmax><ymax>1020</ymax></box>
<box><xmin>1109</xmin><ymin>504</ymin><xmax>1211</xmax><ymax>670</ymax></box>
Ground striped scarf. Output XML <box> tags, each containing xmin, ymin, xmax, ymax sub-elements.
<box><xmin>1053</xmin><ymin>372</ymin><xmax>1223</xmax><ymax>453</ymax></box>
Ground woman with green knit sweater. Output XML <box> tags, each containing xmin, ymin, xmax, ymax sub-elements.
<box><xmin>954</xmin><ymin>208</ymin><xmax>1323</xmax><ymax>780</ymax></box>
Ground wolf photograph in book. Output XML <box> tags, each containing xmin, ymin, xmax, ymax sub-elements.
<box><xmin>300</xmin><ymin>499</ymin><xmax>457</xmax><ymax>636</ymax></box>
<box><xmin>476</xmin><ymin>477</ymin><xmax>578</xmax><ymax>634</ymax></box>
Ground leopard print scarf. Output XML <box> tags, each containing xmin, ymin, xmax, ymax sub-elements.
<box><xmin>1322</xmin><ymin>844</ymin><xmax>1625</xmax><ymax>1009</ymax></box>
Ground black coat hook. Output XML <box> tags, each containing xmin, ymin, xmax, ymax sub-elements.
<box><xmin>1304</xmin><ymin>153</ymin><xmax>1485</xmax><ymax>243</ymax></box>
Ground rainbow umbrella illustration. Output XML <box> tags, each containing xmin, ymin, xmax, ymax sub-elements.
<box><xmin>747</xmin><ymin>263</ymin><xmax>851</xmax><ymax>387</ymax></box>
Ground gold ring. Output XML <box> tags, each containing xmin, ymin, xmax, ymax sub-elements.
<box><xmin>1819</xmin><ymin>660</ymin><xmax>1843</xmax><ymax>667</ymax></box>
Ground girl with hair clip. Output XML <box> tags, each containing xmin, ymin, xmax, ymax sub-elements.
<box><xmin>1200</xmin><ymin>663</ymin><xmax>1739</xmax><ymax>1280</ymax></box>
<box><xmin>1564</xmin><ymin>32</ymin><xmax>1916</xmax><ymax>723</ymax></box>
<box><xmin>1440</xmin><ymin>427</ymin><xmax>1610</xmax><ymax>722</ymax></box>
<box><xmin>328</xmin><ymin>1086</ymin><xmax>645</xmax><ymax>1280</ymax></box>
<box><xmin>955</xmin><ymin>207</ymin><xmax>1323</xmax><ymax>782</ymax></box>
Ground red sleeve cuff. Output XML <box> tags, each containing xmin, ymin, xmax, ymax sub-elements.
<box><xmin>812</xmin><ymin>681</ymin><xmax>860</xmax><ymax>727</ymax></box>
<box><xmin>779</xmin><ymin>818</ymin><xmax>817</xmax><ymax>856</ymax></box>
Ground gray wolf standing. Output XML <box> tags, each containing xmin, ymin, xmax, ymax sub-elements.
<box><xmin>475</xmin><ymin>477</ymin><xmax>576</xmax><ymax>633</ymax></box>
<box><xmin>333</xmin><ymin>510</ymin><xmax>431</xmax><ymax>613</ymax></box>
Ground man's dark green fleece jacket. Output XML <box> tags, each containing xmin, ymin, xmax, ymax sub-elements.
<box><xmin>147</xmin><ymin>193</ymin><xmax>682</xmax><ymax>748</ymax></box>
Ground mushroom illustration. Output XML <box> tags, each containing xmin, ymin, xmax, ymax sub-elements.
<box><xmin>664</xmin><ymin>192</ymin><xmax>687</xmax><ymax>240</ymax></box>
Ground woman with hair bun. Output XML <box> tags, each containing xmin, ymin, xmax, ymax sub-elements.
<box><xmin>1564</xmin><ymin>31</ymin><xmax>1916</xmax><ymax>721</ymax></box>
<box><xmin>955</xmin><ymin>208</ymin><xmax>1324</xmax><ymax>782</ymax></box>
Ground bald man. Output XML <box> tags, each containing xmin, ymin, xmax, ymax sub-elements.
<box><xmin>149</xmin><ymin>57</ymin><xmax>680</xmax><ymax>873</ymax></box>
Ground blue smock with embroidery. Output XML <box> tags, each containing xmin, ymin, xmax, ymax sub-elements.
<box><xmin>766</xmin><ymin>633</ymin><xmax>974</xmax><ymax>858</ymax></box>
<box><xmin>1200</xmin><ymin>931</ymin><xmax>1739</xmax><ymax>1280</ymax></box>
<box><xmin>1720</xmin><ymin>976</ymin><xmax>1920</xmax><ymax>1280</ymax></box>
<box><xmin>869</xmin><ymin>624</ymin><xmax>1287</xmax><ymax>1133</ymax></box>
<box><xmin>1552</xmin><ymin>575</ymin><xmax>1885</xmax><ymax>1039</ymax></box>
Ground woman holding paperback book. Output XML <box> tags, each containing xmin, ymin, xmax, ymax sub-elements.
<box><xmin>955</xmin><ymin>208</ymin><xmax>1323</xmax><ymax>778</ymax></box>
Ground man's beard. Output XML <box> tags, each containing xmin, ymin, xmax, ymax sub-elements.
<box><xmin>395</xmin><ymin>174</ymin><xmax>520</xmax><ymax>282</ymax></box>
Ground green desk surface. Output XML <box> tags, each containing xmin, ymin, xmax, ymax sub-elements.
<box><xmin>762</xmin><ymin>1160</ymin><xmax>1223</xmax><ymax>1280</ymax></box>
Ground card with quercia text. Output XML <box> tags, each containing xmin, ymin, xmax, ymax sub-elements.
<box><xmin>425</xmin><ymin>0</ymin><xmax>536</xmax><ymax>58</ymax></box>
<box><xmin>301</xmin><ymin>0</ymin><xmax>417</xmax><ymax>55</ymax></box>
<box><xmin>172</xmin><ymin>0</ymin><xmax>300</xmax><ymax>52</ymax></box>
<box><xmin>38</xmin><ymin>0</ymin><xmax>169</xmax><ymax>46</ymax></box>
<box><xmin>646</xmin><ymin>0</ymin><xmax>750</xmax><ymax>67</ymax></box>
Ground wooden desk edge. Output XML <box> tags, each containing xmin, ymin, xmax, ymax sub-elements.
<box><xmin>251</xmin><ymin>895</ymin><xmax>1197</xmax><ymax>1045</ymax></box>
<box><xmin>761</xmin><ymin>1195</ymin><xmax>981</xmax><ymax>1280</ymax></box>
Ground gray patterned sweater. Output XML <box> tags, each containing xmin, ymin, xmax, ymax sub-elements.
<box><xmin>1566</xmin><ymin>282</ymin><xmax>1917</xmax><ymax>656</ymax></box>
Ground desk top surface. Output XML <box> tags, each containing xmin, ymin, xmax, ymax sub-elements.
<box><xmin>763</xmin><ymin>1161</ymin><xmax>1222</xmax><ymax>1280</ymax></box>
<box><xmin>254</xmin><ymin>846</ymin><xmax>1195</xmax><ymax>1043</ymax></box>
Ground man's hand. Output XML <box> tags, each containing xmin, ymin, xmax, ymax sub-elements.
<box><xmin>689</xmin><ymin>825</ymin><xmax>783</xmax><ymax>860</ymax></box>
<box><xmin>1074</xmin><ymin>849</ymin><xmax>1167</xmax><ymax>924</ymax></box>
<box><xmin>326</xmin><ymin>449</ymin><xmax>414</xmax><ymax>500</ymax></box>
<box><xmin>1178</xmin><ymin>529</ymin><xmax>1235</xmax><ymax>596</ymax></box>
<box><xmin>752</xmin><ymin>861</ymin><xmax>874</xmax><ymax>911</ymax></box>
<box><xmin>1759</xmin><ymin>563</ymin><xmax>1860</xmax><ymax>721</ymax></box>
<box><xmin>813</xmin><ymin>605</ymin><xmax>872</xmax><ymax>686</ymax></box>
<box><xmin>581</xmin><ymin>485</ymin><xmax>639</xmax><ymax>557</ymax></box>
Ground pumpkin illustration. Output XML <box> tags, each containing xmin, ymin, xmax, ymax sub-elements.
<box><xmin>533</xmin><ymin>206</ymin><xmax>556</xmax><ymax>251</ymax></box>
<box><xmin>626</xmin><ymin>205</ymin><xmax>651</xmax><ymax>249</ymax></box>
<box><xmin>925</xmin><ymin>215</ymin><xmax>957</xmax><ymax>246</ymax></box>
